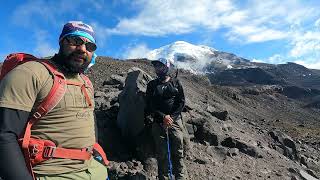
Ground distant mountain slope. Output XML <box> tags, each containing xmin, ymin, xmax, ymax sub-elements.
<box><xmin>144</xmin><ymin>41</ymin><xmax>320</xmax><ymax>92</ymax></box>
<box><xmin>210</xmin><ymin>62</ymin><xmax>320</xmax><ymax>90</ymax></box>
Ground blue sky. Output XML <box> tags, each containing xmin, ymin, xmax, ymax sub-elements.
<box><xmin>1</xmin><ymin>0</ymin><xmax>320</xmax><ymax>69</ymax></box>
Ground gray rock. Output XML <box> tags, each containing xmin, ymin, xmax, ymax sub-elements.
<box><xmin>221</xmin><ymin>137</ymin><xmax>259</xmax><ymax>158</ymax></box>
<box><xmin>103</xmin><ymin>74</ymin><xmax>126</xmax><ymax>88</ymax></box>
<box><xmin>117</xmin><ymin>68</ymin><xmax>152</xmax><ymax>138</ymax></box>
<box><xmin>206</xmin><ymin>105</ymin><xmax>216</xmax><ymax>113</ymax></box>
<box><xmin>185</xmin><ymin>98</ymin><xmax>196</xmax><ymax>110</ymax></box>
<box><xmin>305</xmin><ymin>169</ymin><xmax>319</xmax><ymax>180</ymax></box>
<box><xmin>301</xmin><ymin>155</ymin><xmax>308</xmax><ymax>167</ymax></box>
<box><xmin>290</xmin><ymin>175</ymin><xmax>300</xmax><ymax>180</ymax></box>
<box><xmin>301</xmin><ymin>157</ymin><xmax>320</xmax><ymax>174</ymax></box>
<box><xmin>194</xmin><ymin>157</ymin><xmax>209</xmax><ymax>164</ymax></box>
<box><xmin>299</xmin><ymin>169</ymin><xmax>319</xmax><ymax>180</ymax></box>
<box><xmin>206</xmin><ymin>107</ymin><xmax>229</xmax><ymax>121</ymax></box>
<box><xmin>194</xmin><ymin>121</ymin><xmax>219</xmax><ymax>146</ymax></box>
<box><xmin>94</xmin><ymin>88</ymin><xmax>121</xmax><ymax>110</ymax></box>
<box><xmin>94</xmin><ymin>91</ymin><xmax>107</xmax><ymax>97</ymax></box>
<box><xmin>185</xmin><ymin>123</ymin><xmax>195</xmax><ymax>135</ymax></box>
<box><xmin>128</xmin><ymin>171</ymin><xmax>148</xmax><ymax>180</ymax></box>
<box><xmin>288</xmin><ymin>167</ymin><xmax>299</xmax><ymax>174</ymax></box>
<box><xmin>208</xmin><ymin>146</ymin><xmax>228</xmax><ymax>160</ymax></box>
<box><xmin>248</xmin><ymin>121</ymin><xmax>256</xmax><ymax>126</ymax></box>
<box><xmin>144</xmin><ymin>158</ymin><xmax>158</xmax><ymax>177</ymax></box>
<box><xmin>269</xmin><ymin>130</ymin><xmax>299</xmax><ymax>161</ymax></box>
<box><xmin>227</xmin><ymin>148</ymin><xmax>239</xmax><ymax>157</ymax></box>
<box><xmin>222</xmin><ymin>123</ymin><xmax>233</xmax><ymax>132</ymax></box>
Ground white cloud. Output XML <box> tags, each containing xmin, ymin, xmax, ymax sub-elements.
<box><xmin>11</xmin><ymin>0</ymin><xmax>76</xmax><ymax>27</ymax></box>
<box><xmin>252</xmin><ymin>58</ymin><xmax>264</xmax><ymax>63</ymax></box>
<box><xmin>87</xmin><ymin>0</ymin><xmax>107</xmax><ymax>10</ymax></box>
<box><xmin>34</xmin><ymin>43</ymin><xmax>57</xmax><ymax>58</ymax></box>
<box><xmin>33</xmin><ymin>30</ymin><xmax>57</xmax><ymax>57</ymax></box>
<box><xmin>261</xmin><ymin>31</ymin><xmax>320</xmax><ymax>69</ymax></box>
<box><xmin>226</xmin><ymin>26</ymin><xmax>288</xmax><ymax>43</ymax></box>
<box><xmin>290</xmin><ymin>40</ymin><xmax>320</xmax><ymax>58</ymax></box>
<box><xmin>289</xmin><ymin>31</ymin><xmax>320</xmax><ymax>58</ymax></box>
<box><xmin>265</xmin><ymin>54</ymin><xmax>288</xmax><ymax>64</ymax></box>
<box><xmin>103</xmin><ymin>0</ymin><xmax>319</xmax><ymax>44</ymax></box>
<box><xmin>123</xmin><ymin>43</ymin><xmax>151</xmax><ymax>59</ymax></box>
<box><xmin>15</xmin><ymin>0</ymin><xmax>318</xmax><ymax>47</ymax></box>
<box><xmin>315</xmin><ymin>18</ymin><xmax>320</xmax><ymax>28</ymax></box>
<box><xmin>106</xmin><ymin>0</ymin><xmax>236</xmax><ymax>36</ymax></box>
<box><xmin>11</xmin><ymin>0</ymin><xmax>106</xmax><ymax>27</ymax></box>
<box><xmin>294</xmin><ymin>60</ymin><xmax>320</xmax><ymax>69</ymax></box>
<box><xmin>91</xmin><ymin>22</ymin><xmax>111</xmax><ymax>47</ymax></box>
<box><xmin>261</xmin><ymin>39</ymin><xmax>320</xmax><ymax>69</ymax></box>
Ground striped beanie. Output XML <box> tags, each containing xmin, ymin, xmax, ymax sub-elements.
<box><xmin>59</xmin><ymin>21</ymin><xmax>96</xmax><ymax>43</ymax></box>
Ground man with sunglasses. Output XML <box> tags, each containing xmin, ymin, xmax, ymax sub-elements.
<box><xmin>145</xmin><ymin>58</ymin><xmax>188</xmax><ymax>180</ymax></box>
<box><xmin>0</xmin><ymin>21</ymin><xmax>108</xmax><ymax>180</ymax></box>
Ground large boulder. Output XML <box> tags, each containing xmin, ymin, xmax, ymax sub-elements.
<box><xmin>190</xmin><ymin>118</ymin><xmax>219</xmax><ymax>146</ymax></box>
<box><xmin>269</xmin><ymin>130</ymin><xmax>299</xmax><ymax>161</ymax></box>
<box><xmin>117</xmin><ymin>67</ymin><xmax>152</xmax><ymax>137</ymax></box>
<box><xmin>221</xmin><ymin>137</ymin><xmax>260</xmax><ymax>158</ymax></box>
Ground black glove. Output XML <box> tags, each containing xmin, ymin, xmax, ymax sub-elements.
<box><xmin>144</xmin><ymin>115</ymin><xmax>154</xmax><ymax>127</ymax></box>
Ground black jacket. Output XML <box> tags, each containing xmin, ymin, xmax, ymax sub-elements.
<box><xmin>145</xmin><ymin>77</ymin><xmax>185</xmax><ymax>123</ymax></box>
<box><xmin>0</xmin><ymin>107</ymin><xmax>33</xmax><ymax>180</ymax></box>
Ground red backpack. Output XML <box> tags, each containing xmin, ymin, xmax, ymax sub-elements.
<box><xmin>1</xmin><ymin>53</ymin><xmax>109</xmax><ymax>179</ymax></box>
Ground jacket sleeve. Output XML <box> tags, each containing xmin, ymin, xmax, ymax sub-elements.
<box><xmin>170</xmin><ymin>80</ymin><xmax>185</xmax><ymax>120</ymax></box>
<box><xmin>145</xmin><ymin>81</ymin><xmax>165</xmax><ymax>122</ymax></box>
<box><xmin>0</xmin><ymin>107</ymin><xmax>33</xmax><ymax>180</ymax></box>
<box><xmin>94</xmin><ymin>112</ymin><xmax>99</xmax><ymax>141</ymax></box>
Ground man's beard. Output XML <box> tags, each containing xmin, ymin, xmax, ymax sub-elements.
<box><xmin>56</xmin><ymin>50</ymin><xmax>91</xmax><ymax>73</ymax></box>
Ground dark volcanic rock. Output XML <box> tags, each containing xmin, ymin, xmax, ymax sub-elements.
<box><xmin>192</xmin><ymin>119</ymin><xmax>219</xmax><ymax>146</ymax></box>
<box><xmin>117</xmin><ymin>67</ymin><xmax>152</xmax><ymax>138</ymax></box>
<box><xmin>269</xmin><ymin>130</ymin><xmax>299</xmax><ymax>161</ymax></box>
<box><xmin>221</xmin><ymin>137</ymin><xmax>259</xmax><ymax>158</ymax></box>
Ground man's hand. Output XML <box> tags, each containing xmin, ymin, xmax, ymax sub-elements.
<box><xmin>163</xmin><ymin>115</ymin><xmax>173</xmax><ymax>128</ymax></box>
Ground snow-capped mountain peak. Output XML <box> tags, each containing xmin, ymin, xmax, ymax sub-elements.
<box><xmin>145</xmin><ymin>41</ymin><xmax>251</xmax><ymax>73</ymax></box>
<box><xmin>146</xmin><ymin>41</ymin><xmax>216</xmax><ymax>63</ymax></box>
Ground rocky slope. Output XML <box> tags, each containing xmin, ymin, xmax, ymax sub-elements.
<box><xmin>86</xmin><ymin>56</ymin><xmax>320</xmax><ymax>180</ymax></box>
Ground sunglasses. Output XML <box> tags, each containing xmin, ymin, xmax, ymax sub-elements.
<box><xmin>65</xmin><ymin>36</ymin><xmax>97</xmax><ymax>52</ymax></box>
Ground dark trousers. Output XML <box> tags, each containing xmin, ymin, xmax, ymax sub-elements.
<box><xmin>152</xmin><ymin>119</ymin><xmax>188</xmax><ymax>180</ymax></box>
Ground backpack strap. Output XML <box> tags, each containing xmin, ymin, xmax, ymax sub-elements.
<box><xmin>20</xmin><ymin>60</ymin><xmax>67</xmax><ymax>179</ymax></box>
<box><xmin>93</xmin><ymin>143</ymin><xmax>110</xmax><ymax>165</ymax></box>
<box><xmin>170</xmin><ymin>77</ymin><xmax>179</xmax><ymax>87</ymax></box>
<box><xmin>80</xmin><ymin>74</ymin><xmax>94</xmax><ymax>107</ymax></box>
<box><xmin>78</xmin><ymin>75</ymin><xmax>109</xmax><ymax>164</ymax></box>
<box><xmin>80</xmin><ymin>74</ymin><xmax>93</xmax><ymax>90</ymax></box>
<box><xmin>65</xmin><ymin>74</ymin><xmax>93</xmax><ymax>108</ymax></box>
